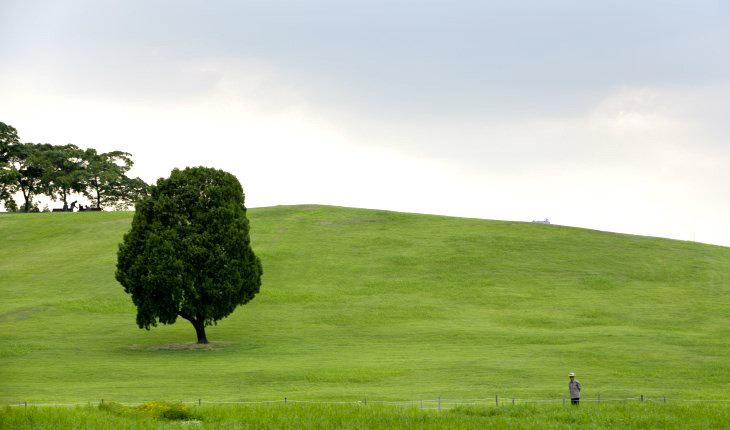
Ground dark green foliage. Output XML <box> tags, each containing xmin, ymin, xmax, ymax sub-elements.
<box><xmin>41</xmin><ymin>144</ymin><xmax>86</xmax><ymax>208</ymax></box>
<box><xmin>4</xmin><ymin>142</ymin><xmax>51</xmax><ymax>212</ymax></box>
<box><xmin>0</xmin><ymin>122</ymin><xmax>19</xmax><ymax>163</ymax></box>
<box><xmin>116</xmin><ymin>166</ymin><xmax>263</xmax><ymax>343</ymax></box>
<box><xmin>82</xmin><ymin>148</ymin><xmax>148</xmax><ymax>209</ymax></box>
<box><xmin>1</xmin><ymin>121</ymin><xmax>146</xmax><ymax>211</ymax></box>
<box><xmin>110</xmin><ymin>175</ymin><xmax>149</xmax><ymax>210</ymax></box>
<box><xmin>3</xmin><ymin>196</ymin><xmax>18</xmax><ymax>212</ymax></box>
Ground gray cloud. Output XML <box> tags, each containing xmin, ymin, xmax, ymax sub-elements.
<box><xmin>4</xmin><ymin>0</ymin><xmax>728</xmax><ymax>113</ymax></box>
<box><xmin>2</xmin><ymin>0</ymin><xmax>729</xmax><ymax>244</ymax></box>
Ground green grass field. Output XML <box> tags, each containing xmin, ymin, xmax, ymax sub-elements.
<box><xmin>3</xmin><ymin>402</ymin><xmax>730</xmax><ymax>430</ymax></box>
<box><xmin>1</xmin><ymin>205</ymin><xmax>729</xmax><ymax>408</ymax></box>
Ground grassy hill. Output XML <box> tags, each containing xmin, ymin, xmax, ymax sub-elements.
<box><xmin>1</xmin><ymin>205</ymin><xmax>729</xmax><ymax>404</ymax></box>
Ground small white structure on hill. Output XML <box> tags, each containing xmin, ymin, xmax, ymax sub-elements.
<box><xmin>532</xmin><ymin>218</ymin><xmax>550</xmax><ymax>224</ymax></box>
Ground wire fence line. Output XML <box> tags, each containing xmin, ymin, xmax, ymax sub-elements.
<box><xmin>6</xmin><ymin>396</ymin><xmax>730</xmax><ymax>409</ymax></box>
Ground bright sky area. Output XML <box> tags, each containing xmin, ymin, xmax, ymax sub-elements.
<box><xmin>1</xmin><ymin>0</ymin><xmax>729</xmax><ymax>246</ymax></box>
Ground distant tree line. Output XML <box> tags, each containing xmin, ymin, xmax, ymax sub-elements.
<box><xmin>0</xmin><ymin>121</ymin><xmax>149</xmax><ymax>212</ymax></box>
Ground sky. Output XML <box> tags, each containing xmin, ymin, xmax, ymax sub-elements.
<box><xmin>1</xmin><ymin>0</ymin><xmax>729</xmax><ymax>246</ymax></box>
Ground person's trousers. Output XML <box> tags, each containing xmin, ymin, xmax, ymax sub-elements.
<box><xmin>571</xmin><ymin>398</ymin><xmax>580</xmax><ymax>405</ymax></box>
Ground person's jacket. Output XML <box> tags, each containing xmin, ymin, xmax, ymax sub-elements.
<box><xmin>569</xmin><ymin>380</ymin><xmax>581</xmax><ymax>398</ymax></box>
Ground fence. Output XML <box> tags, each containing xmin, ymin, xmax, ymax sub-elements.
<box><xmin>7</xmin><ymin>395</ymin><xmax>730</xmax><ymax>410</ymax></box>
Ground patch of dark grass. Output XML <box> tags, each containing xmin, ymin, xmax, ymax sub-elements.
<box><xmin>99</xmin><ymin>401</ymin><xmax>192</xmax><ymax>421</ymax></box>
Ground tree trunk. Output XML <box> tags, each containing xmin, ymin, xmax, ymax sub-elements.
<box><xmin>192</xmin><ymin>319</ymin><xmax>209</xmax><ymax>344</ymax></box>
<box><xmin>179</xmin><ymin>311</ymin><xmax>209</xmax><ymax>344</ymax></box>
<box><xmin>21</xmin><ymin>188</ymin><xmax>31</xmax><ymax>212</ymax></box>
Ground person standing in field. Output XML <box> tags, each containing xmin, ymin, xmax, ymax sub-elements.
<box><xmin>569</xmin><ymin>372</ymin><xmax>581</xmax><ymax>405</ymax></box>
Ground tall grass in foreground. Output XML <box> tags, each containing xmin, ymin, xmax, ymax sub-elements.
<box><xmin>2</xmin><ymin>402</ymin><xmax>729</xmax><ymax>429</ymax></box>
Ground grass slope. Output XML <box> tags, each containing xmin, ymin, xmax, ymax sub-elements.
<box><xmin>1</xmin><ymin>205</ymin><xmax>729</xmax><ymax>404</ymax></box>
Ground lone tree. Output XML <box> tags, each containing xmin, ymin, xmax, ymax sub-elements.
<box><xmin>116</xmin><ymin>166</ymin><xmax>263</xmax><ymax>344</ymax></box>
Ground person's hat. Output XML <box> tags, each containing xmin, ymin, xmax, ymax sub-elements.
<box><xmin>569</xmin><ymin>372</ymin><xmax>576</xmax><ymax>377</ymax></box>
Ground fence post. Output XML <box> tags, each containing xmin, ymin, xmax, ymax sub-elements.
<box><xmin>101</xmin><ymin>399</ymin><xmax>104</xmax><ymax>405</ymax></box>
<box><xmin>24</xmin><ymin>401</ymin><xmax>27</xmax><ymax>408</ymax></box>
<box><xmin>198</xmin><ymin>399</ymin><xmax>201</xmax><ymax>405</ymax></box>
<box><xmin>598</xmin><ymin>394</ymin><xmax>601</xmax><ymax>403</ymax></box>
<box><xmin>641</xmin><ymin>394</ymin><xmax>644</xmax><ymax>402</ymax></box>
<box><xmin>496</xmin><ymin>395</ymin><xmax>499</xmax><ymax>406</ymax></box>
<box><xmin>284</xmin><ymin>397</ymin><xmax>287</xmax><ymax>405</ymax></box>
<box><xmin>663</xmin><ymin>396</ymin><xmax>666</xmax><ymax>403</ymax></box>
<box><xmin>363</xmin><ymin>398</ymin><xmax>367</xmax><ymax>406</ymax></box>
<box><xmin>512</xmin><ymin>399</ymin><xmax>515</xmax><ymax>406</ymax></box>
<box><xmin>420</xmin><ymin>400</ymin><xmax>423</xmax><ymax>410</ymax></box>
<box><xmin>438</xmin><ymin>397</ymin><xmax>441</xmax><ymax>413</ymax></box>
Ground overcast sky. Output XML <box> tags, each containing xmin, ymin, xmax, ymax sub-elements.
<box><xmin>2</xmin><ymin>0</ymin><xmax>729</xmax><ymax>246</ymax></box>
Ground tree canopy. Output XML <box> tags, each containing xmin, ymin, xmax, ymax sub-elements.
<box><xmin>4</xmin><ymin>142</ymin><xmax>48</xmax><ymax>212</ymax></box>
<box><xmin>82</xmin><ymin>148</ymin><xmax>145</xmax><ymax>209</ymax></box>
<box><xmin>0</xmin><ymin>122</ymin><xmax>20</xmax><ymax>206</ymax></box>
<box><xmin>0</xmin><ymin>121</ymin><xmax>147</xmax><ymax>211</ymax></box>
<box><xmin>42</xmin><ymin>144</ymin><xmax>86</xmax><ymax>209</ymax></box>
<box><xmin>115</xmin><ymin>166</ymin><xmax>263</xmax><ymax>344</ymax></box>
<box><xmin>0</xmin><ymin>122</ymin><xmax>19</xmax><ymax>162</ymax></box>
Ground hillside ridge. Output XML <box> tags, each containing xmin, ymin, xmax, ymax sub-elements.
<box><xmin>1</xmin><ymin>206</ymin><xmax>729</xmax><ymax>402</ymax></box>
